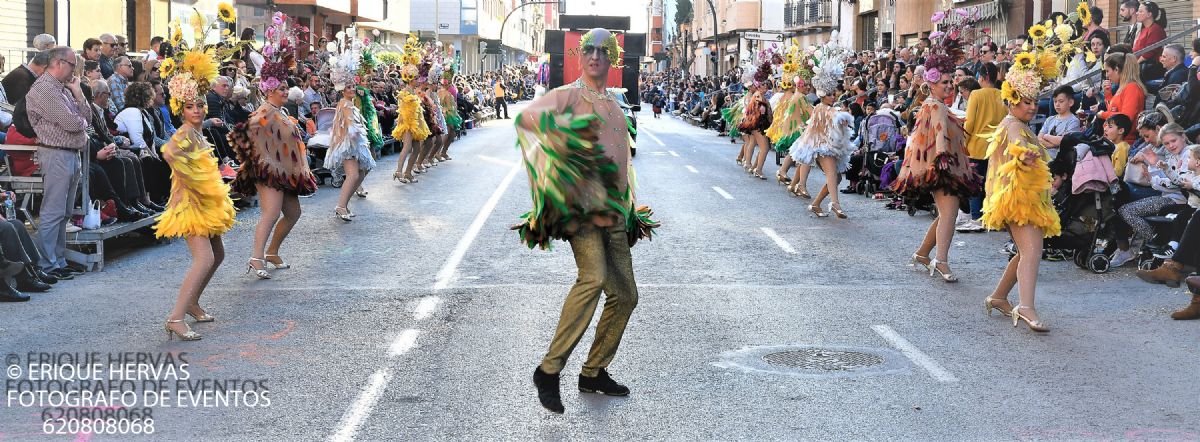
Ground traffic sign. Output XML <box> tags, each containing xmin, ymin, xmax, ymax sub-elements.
<box><xmin>744</xmin><ymin>32</ymin><xmax>784</xmax><ymax>42</ymax></box>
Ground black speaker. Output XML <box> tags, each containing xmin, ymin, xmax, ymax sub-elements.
<box><xmin>549</xmin><ymin>56</ymin><xmax>565</xmax><ymax>89</ymax></box>
<box><xmin>544</xmin><ymin>30</ymin><xmax>565</xmax><ymax>55</ymax></box>
<box><xmin>622</xmin><ymin>33</ymin><xmax>646</xmax><ymax>57</ymax></box>
<box><xmin>559</xmin><ymin>15</ymin><xmax>631</xmax><ymax>31</ymax></box>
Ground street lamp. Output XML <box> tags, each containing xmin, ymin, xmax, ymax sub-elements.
<box><xmin>706</xmin><ymin>0</ymin><xmax>719</xmax><ymax>77</ymax></box>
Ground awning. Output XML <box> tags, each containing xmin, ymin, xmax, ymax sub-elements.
<box><xmin>942</xmin><ymin>0</ymin><xmax>999</xmax><ymax>25</ymax></box>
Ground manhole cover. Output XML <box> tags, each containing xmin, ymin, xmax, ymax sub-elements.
<box><xmin>715</xmin><ymin>345</ymin><xmax>908</xmax><ymax>378</ymax></box>
<box><xmin>761</xmin><ymin>349</ymin><xmax>885</xmax><ymax>371</ymax></box>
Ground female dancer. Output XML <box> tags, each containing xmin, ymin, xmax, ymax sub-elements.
<box><xmin>325</xmin><ymin>86</ymin><xmax>377</xmax><ymax>221</ymax></box>
<box><xmin>892</xmin><ymin>29</ymin><xmax>981</xmax><ymax>282</ymax></box>
<box><xmin>392</xmin><ymin>81</ymin><xmax>432</xmax><ymax>183</ymax></box>
<box><xmin>156</xmin><ymin>21</ymin><xmax>237</xmax><ymax>341</ymax></box>
<box><xmin>437</xmin><ymin>79</ymin><xmax>461</xmax><ymax>161</ymax></box>
<box><xmin>789</xmin><ymin>42</ymin><xmax>854</xmax><ymax>218</ymax></box>
<box><xmin>230</xmin><ymin>22</ymin><xmax>319</xmax><ymax>278</ymax></box>
<box><xmin>772</xmin><ymin>80</ymin><xmax>812</xmax><ymax>186</ymax></box>
<box><xmin>980</xmin><ymin>25</ymin><xmax>1069</xmax><ymax>331</ymax></box>
<box><xmin>739</xmin><ymin>85</ymin><xmax>773</xmax><ymax>179</ymax></box>
<box><xmin>725</xmin><ymin>92</ymin><xmax>747</xmax><ymax>163</ymax></box>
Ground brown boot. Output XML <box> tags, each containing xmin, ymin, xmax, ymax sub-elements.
<box><xmin>1136</xmin><ymin>260</ymin><xmax>1186</xmax><ymax>287</ymax></box>
<box><xmin>1170</xmin><ymin>293</ymin><xmax>1200</xmax><ymax>320</ymax></box>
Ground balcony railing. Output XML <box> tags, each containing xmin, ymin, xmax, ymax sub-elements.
<box><xmin>785</xmin><ymin>0</ymin><xmax>833</xmax><ymax>30</ymax></box>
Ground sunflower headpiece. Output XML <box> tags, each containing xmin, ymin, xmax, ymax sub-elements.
<box><xmin>164</xmin><ymin>3</ymin><xmax>247</xmax><ymax>115</ymax></box>
<box><xmin>399</xmin><ymin>34</ymin><xmax>423</xmax><ymax>84</ymax></box>
<box><xmin>1002</xmin><ymin>2</ymin><xmax>1090</xmax><ymax>105</ymax></box>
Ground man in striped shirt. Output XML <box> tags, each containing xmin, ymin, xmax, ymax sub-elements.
<box><xmin>26</xmin><ymin>47</ymin><xmax>91</xmax><ymax>278</ymax></box>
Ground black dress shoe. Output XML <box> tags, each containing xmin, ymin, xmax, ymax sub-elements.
<box><xmin>50</xmin><ymin>269</ymin><xmax>75</xmax><ymax>280</ymax></box>
<box><xmin>16</xmin><ymin>268</ymin><xmax>50</xmax><ymax>292</ymax></box>
<box><xmin>578</xmin><ymin>368</ymin><xmax>630</xmax><ymax>396</ymax></box>
<box><xmin>143</xmin><ymin>201</ymin><xmax>167</xmax><ymax>212</ymax></box>
<box><xmin>116</xmin><ymin>206</ymin><xmax>144</xmax><ymax>222</ymax></box>
<box><xmin>133</xmin><ymin>201</ymin><xmax>158</xmax><ymax>214</ymax></box>
<box><xmin>532</xmin><ymin>366</ymin><xmax>564</xmax><ymax>413</ymax></box>
<box><xmin>29</xmin><ymin>265</ymin><xmax>56</xmax><ymax>284</ymax></box>
<box><xmin>101</xmin><ymin>217</ymin><xmax>118</xmax><ymax>227</ymax></box>
<box><xmin>0</xmin><ymin>279</ymin><xmax>28</xmax><ymax>302</ymax></box>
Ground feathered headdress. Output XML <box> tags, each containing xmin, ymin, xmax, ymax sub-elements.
<box><xmin>328</xmin><ymin>26</ymin><xmax>378</xmax><ymax>90</ymax></box>
<box><xmin>1002</xmin><ymin>2</ymin><xmax>1091</xmax><ymax>105</ymax></box>
<box><xmin>922</xmin><ymin>5</ymin><xmax>988</xmax><ymax>83</ymax></box>
<box><xmin>259</xmin><ymin>11</ymin><xmax>309</xmax><ymax>91</ymax></box>
<box><xmin>810</xmin><ymin>32</ymin><xmax>851</xmax><ymax>97</ymax></box>
<box><xmin>576</xmin><ymin>28</ymin><xmax>624</xmax><ymax>68</ymax></box>
<box><xmin>163</xmin><ymin>3</ymin><xmax>246</xmax><ymax>115</ymax></box>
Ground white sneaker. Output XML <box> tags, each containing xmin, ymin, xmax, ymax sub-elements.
<box><xmin>65</xmin><ymin>224</ymin><xmax>82</xmax><ymax>233</ymax></box>
<box><xmin>955</xmin><ymin>211</ymin><xmax>972</xmax><ymax>225</ymax></box>
<box><xmin>1110</xmin><ymin>248</ymin><xmax>1139</xmax><ymax>267</ymax></box>
<box><xmin>969</xmin><ymin>219</ymin><xmax>987</xmax><ymax>232</ymax></box>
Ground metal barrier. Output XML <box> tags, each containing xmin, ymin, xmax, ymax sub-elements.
<box><xmin>1050</xmin><ymin>21</ymin><xmax>1200</xmax><ymax>98</ymax></box>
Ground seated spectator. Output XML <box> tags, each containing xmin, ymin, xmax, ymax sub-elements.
<box><xmin>114</xmin><ymin>81</ymin><xmax>171</xmax><ymax>204</ymax></box>
<box><xmin>1132</xmin><ymin>1</ymin><xmax>1168</xmax><ymax>81</ymax></box>
<box><xmin>1103</xmin><ymin>114</ymin><xmax>1134</xmax><ymax>179</ymax></box>
<box><xmin>1098</xmin><ymin>53</ymin><xmax>1146</xmax><ymax>143</ymax></box>
<box><xmin>108</xmin><ymin>56</ymin><xmax>134</xmax><ymax>114</ymax></box>
<box><xmin>1147</xmin><ymin>44</ymin><xmax>1187</xmax><ymax>96</ymax></box>
<box><xmin>1</xmin><ymin>50</ymin><xmax>49</xmax><ymax>104</ymax></box>
<box><xmin>86</xmin><ymin>79</ymin><xmax>159</xmax><ymax>221</ymax></box>
<box><xmin>1039</xmin><ymin>85</ymin><xmax>1082</xmax><ymax>152</ymax></box>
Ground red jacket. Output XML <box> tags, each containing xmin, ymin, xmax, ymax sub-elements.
<box><xmin>1133</xmin><ymin>23</ymin><xmax>1166</xmax><ymax>62</ymax></box>
<box><xmin>1101</xmin><ymin>84</ymin><xmax>1146</xmax><ymax>143</ymax></box>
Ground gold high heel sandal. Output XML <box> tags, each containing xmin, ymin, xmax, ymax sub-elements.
<box><xmin>984</xmin><ymin>297</ymin><xmax>1013</xmax><ymax>317</ymax></box>
<box><xmin>165</xmin><ymin>319</ymin><xmax>201</xmax><ymax>341</ymax></box>
<box><xmin>928</xmin><ymin>258</ymin><xmax>958</xmax><ymax>283</ymax></box>
<box><xmin>808</xmin><ymin>204</ymin><xmax>828</xmax><ymax>218</ymax></box>
<box><xmin>776</xmin><ymin>173</ymin><xmax>791</xmax><ymax>185</ymax></box>
<box><xmin>187</xmin><ymin>307</ymin><xmax>214</xmax><ymax>323</ymax></box>
<box><xmin>1012</xmin><ymin>305</ymin><xmax>1050</xmax><ymax>332</ymax></box>
<box><xmin>829</xmin><ymin>202</ymin><xmax>847</xmax><ymax>219</ymax></box>
<box><xmin>392</xmin><ymin>171</ymin><xmax>404</xmax><ymax>181</ymax></box>
<box><xmin>246</xmin><ymin>258</ymin><xmax>271</xmax><ymax>279</ymax></box>
<box><xmin>264</xmin><ymin>254</ymin><xmax>291</xmax><ymax>269</ymax></box>
<box><xmin>794</xmin><ymin>187</ymin><xmax>811</xmax><ymax>199</ymax></box>
<box><xmin>909</xmin><ymin>253</ymin><xmax>931</xmax><ymax>272</ymax></box>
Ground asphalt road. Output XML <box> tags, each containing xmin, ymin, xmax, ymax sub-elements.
<box><xmin>1</xmin><ymin>103</ymin><xmax>1197</xmax><ymax>441</ymax></box>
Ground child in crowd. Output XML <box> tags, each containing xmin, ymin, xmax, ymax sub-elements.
<box><xmin>1038</xmin><ymin>85</ymin><xmax>1082</xmax><ymax>155</ymax></box>
<box><xmin>1104</xmin><ymin>114</ymin><xmax>1134</xmax><ymax>178</ymax></box>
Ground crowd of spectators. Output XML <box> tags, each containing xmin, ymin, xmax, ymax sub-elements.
<box><xmin>640</xmin><ymin>0</ymin><xmax>1200</xmax><ymax>317</ymax></box>
<box><xmin>0</xmin><ymin>27</ymin><xmax>536</xmax><ymax>301</ymax></box>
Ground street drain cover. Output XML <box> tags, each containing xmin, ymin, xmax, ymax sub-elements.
<box><xmin>716</xmin><ymin>345</ymin><xmax>908</xmax><ymax>378</ymax></box>
<box><xmin>761</xmin><ymin>348</ymin><xmax>884</xmax><ymax>371</ymax></box>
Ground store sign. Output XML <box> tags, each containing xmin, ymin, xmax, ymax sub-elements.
<box><xmin>744</xmin><ymin>32</ymin><xmax>784</xmax><ymax>42</ymax></box>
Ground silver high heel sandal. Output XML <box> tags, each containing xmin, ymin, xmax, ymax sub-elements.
<box><xmin>335</xmin><ymin>207</ymin><xmax>353</xmax><ymax>222</ymax></box>
<box><xmin>355</xmin><ymin>186</ymin><xmax>368</xmax><ymax>198</ymax></box>
<box><xmin>264</xmin><ymin>254</ymin><xmax>291</xmax><ymax>269</ymax></box>
<box><xmin>246</xmin><ymin>258</ymin><xmax>271</xmax><ymax>279</ymax></box>
<box><xmin>187</xmin><ymin>307</ymin><xmax>215</xmax><ymax>323</ymax></box>
<box><xmin>928</xmin><ymin>258</ymin><xmax>958</xmax><ymax>283</ymax></box>
<box><xmin>1012</xmin><ymin>305</ymin><xmax>1050</xmax><ymax>332</ymax></box>
<box><xmin>984</xmin><ymin>297</ymin><xmax>1013</xmax><ymax>317</ymax></box>
<box><xmin>909</xmin><ymin>253</ymin><xmax>931</xmax><ymax>272</ymax></box>
<box><xmin>165</xmin><ymin>319</ymin><xmax>201</xmax><ymax>341</ymax></box>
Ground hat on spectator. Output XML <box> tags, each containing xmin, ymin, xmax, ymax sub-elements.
<box><xmin>1001</xmin><ymin>4</ymin><xmax>1089</xmax><ymax>105</ymax></box>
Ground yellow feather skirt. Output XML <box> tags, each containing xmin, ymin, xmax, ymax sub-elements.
<box><xmin>154</xmin><ymin>133</ymin><xmax>236</xmax><ymax>238</ymax></box>
<box><xmin>980</xmin><ymin>141</ymin><xmax>1062</xmax><ymax>237</ymax></box>
<box><xmin>392</xmin><ymin>91</ymin><xmax>431</xmax><ymax>142</ymax></box>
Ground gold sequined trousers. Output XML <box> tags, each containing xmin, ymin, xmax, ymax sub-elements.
<box><xmin>539</xmin><ymin>221</ymin><xmax>639</xmax><ymax>377</ymax></box>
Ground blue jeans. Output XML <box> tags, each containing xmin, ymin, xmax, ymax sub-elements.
<box><xmin>969</xmin><ymin>159</ymin><xmax>988</xmax><ymax>219</ymax></box>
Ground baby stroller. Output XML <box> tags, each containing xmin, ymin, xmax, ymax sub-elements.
<box><xmin>856</xmin><ymin>112</ymin><xmax>904</xmax><ymax>195</ymax></box>
<box><xmin>1044</xmin><ymin>133</ymin><xmax>1119</xmax><ymax>273</ymax></box>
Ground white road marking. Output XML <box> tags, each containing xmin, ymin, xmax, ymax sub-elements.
<box><xmin>476</xmin><ymin>154</ymin><xmax>517</xmax><ymax>167</ymax></box>
<box><xmin>330</xmin><ymin>369</ymin><xmax>394</xmax><ymax>442</ymax></box>
<box><xmin>388</xmin><ymin>329</ymin><xmax>421</xmax><ymax>357</ymax></box>
<box><xmin>712</xmin><ymin>186</ymin><xmax>734</xmax><ymax>200</ymax></box>
<box><xmin>668</xmin><ymin>150</ymin><xmax>680</xmax><ymax>157</ymax></box>
<box><xmin>645</xmin><ymin>130</ymin><xmax>666</xmax><ymax>147</ymax></box>
<box><xmin>760</xmin><ymin>227</ymin><xmax>797</xmax><ymax>254</ymax></box>
<box><xmin>330</xmin><ymin>329</ymin><xmax>422</xmax><ymax>441</ymax></box>
<box><xmin>872</xmin><ymin>325</ymin><xmax>959</xmax><ymax>383</ymax></box>
<box><xmin>413</xmin><ymin>296</ymin><xmax>440</xmax><ymax>321</ymax></box>
<box><xmin>434</xmin><ymin>163</ymin><xmax>521</xmax><ymax>290</ymax></box>
<box><xmin>686</xmin><ymin>165</ymin><xmax>699</xmax><ymax>174</ymax></box>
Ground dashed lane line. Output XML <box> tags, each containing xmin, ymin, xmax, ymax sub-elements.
<box><xmin>413</xmin><ymin>296</ymin><xmax>440</xmax><ymax>321</ymax></box>
<box><xmin>644</xmin><ymin>129</ymin><xmax>666</xmax><ymax>147</ymax></box>
<box><xmin>330</xmin><ymin>330</ymin><xmax>421</xmax><ymax>442</ymax></box>
<box><xmin>760</xmin><ymin>227</ymin><xmax>797</xmax><ymax>254</ymax></box>
<box><xmin>668</xmin><ymin>150</ymin><xmax>680</xmax><ymax>157</ymax></box>
<box><xmin>712</xmin><ymin>186</ymin><xmax>734</xmax><ymax>200</ymax></box>
<box><xmin>476</xmin><ymin>154</ymin><xmax>518</xmax><ymax>167</ymax></box>
<box><xmin>433</xmin><ymin>163</ymin><xmax>521</xmax><ymax>290</ymax></box>
<box><xmin>872</xmin><ymin>325</ymin><xmax>959</xmax><ymax>383</ymax></box>
<box><xmin>686</xmin><ymin>165</ymin><xmax>699</xmax><ymax>174</ymax></box>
